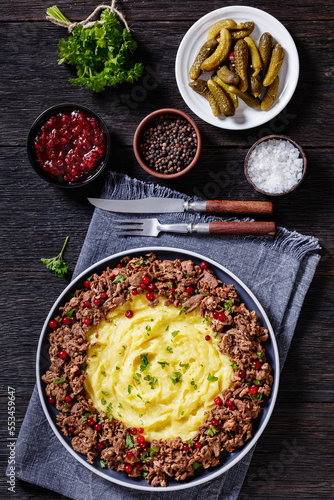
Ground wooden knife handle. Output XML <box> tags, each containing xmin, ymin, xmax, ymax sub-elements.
<box><xmin>206</xmin><ymin>200</ymin><xmax>273</xmax><ymax>216</ymax></box>
<box><xmin>209</xmin><ymin>221</ymin><xmax>276</xmax><ymax>236</ymax></box>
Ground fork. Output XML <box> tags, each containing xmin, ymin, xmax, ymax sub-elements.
<box><xmin>113</xmin><ymin>218</ymin><xmax>276</xmax><ymax>237</ymax></box>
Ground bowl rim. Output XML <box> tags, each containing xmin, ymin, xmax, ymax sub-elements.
<box><xmin>36</xmin><ymin>245</ymin><xmax>280</xmax><ymax>492</ymax></box>
<box><xmin>133</xmin><ymin>108</ymin><xmax>202</xmax><ymax>179</ymax></box>
<box><xmin>27</xmin><ymin>103</ymin><xmax>111</xmax><ymax>189</ymax></box>
<box><xmin>244</xmin><ymin>134</ymin><xmax>307</xmax><ymax>196</ymax></box>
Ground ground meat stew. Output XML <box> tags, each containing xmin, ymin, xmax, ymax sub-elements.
<box><xmin>42</xmin><ymin>253</ymin><xmax>274</xmax><ymax>487</ymax></box>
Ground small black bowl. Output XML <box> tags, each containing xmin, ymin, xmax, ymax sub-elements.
<box><xmin>27</xmin><ymin>104</ymin><xmax>111</xmax><ymax>189</ymax></box>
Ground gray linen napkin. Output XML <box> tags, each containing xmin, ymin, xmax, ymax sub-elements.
<box><xmin>10</xmin><ymin>172</ymin><xmax>320</xmax><ymax>500</ymax></box>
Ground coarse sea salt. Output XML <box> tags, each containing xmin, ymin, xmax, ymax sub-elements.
<box><xmin>247</xmin><ymin>139</ymin><xmax>304</xmax><ymax>194</ymax></box>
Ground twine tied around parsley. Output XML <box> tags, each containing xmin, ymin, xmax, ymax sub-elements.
<box><xmin>46</xmin><ymin>1</ymin><xmax>130</xmax><ymax>32</ymax></box>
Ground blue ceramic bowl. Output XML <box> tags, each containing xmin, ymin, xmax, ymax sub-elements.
<box><xmin>37</xmin><ymin>246</ymin><xmax>279</xmax><ymax>491</ymax></box>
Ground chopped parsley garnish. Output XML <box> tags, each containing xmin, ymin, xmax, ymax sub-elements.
<box><xmin>97</xmin><ymin>411</ymin><xmax>104</xmax><ymax>423</ymax></box>
<box><xmin>100</xmin><ymin>459</ymin><xmax>108</xmax><ymax>469</ymax></box>
<box><xmin>139</xmin><ymin>413</ymin><xmax>143</xmax><ymax>418</ymax></box>
<box><xmin>190</xmin><ymin>379</ymin><xmax>197</xmax><ymax>390</ymax></box>
<box><xmin>122</xmin><ymin>345</ymin><xmax>127</xmax><ymax>350</ymax></box>
<box><xmin>54</xmin><ymin>377</ymin><xmax>66</xmax><ymax>384</ymax></box>
<box><xmin>101</xmin><ymin>397</ymin><xmax>107</xmax><ymax>405</ymax></box>
<box><xmin>142</xmin><ymin>471</ymin><xmax>149</xmax><ymax>479</ymax></box>
<box><xmin>125</xmin><ymin>434</ymin><xmax>134</xmax><ymax>448</ymax></box>
<box><xmin>165</xmin><ymin>325</ymin><xmax>169</xmax><ymax>331</ymax></box>
<box><xmin>116</xmin><ymin>366</ymin><xmax>120</xmax><ymax>370</ymax></box>
<box><xmin>149</xmin><ymin>446</ymin><xmax>158</xmax><ymax>456</ymax></box>
<box><xmin>135</xmin><ymin>259</ymin><xmax>148</xmax><ymax>265</ymax></box>
<box><xmin>137</xmin><ymin>394</ymin><xmax>143</xmax><ymax>400</ymax></box>
<box><xmin>106</xmin><ymin>403</ymin><xmax>113</xmax><ymax>413</ymax></box>
<box><xmin>139</xmin><ymin>452</ymin><xmax>150</xmax><ymax>462</ymax></box>
<box><xmin>166</xmin><ymin>346</ymin><xmax>173</xmax><ymax>353</ymax></box>
<box><xmin>204</xmin><ymin>290</ymin><xmax>210</xmax><ymax>296</ymax></box>
<box><xmin>224</xmin><ymin>299</ymin><xmax>234</xmax><ymax>314</ymax></box>
<box><xmin>171</xmin><ymin>330</ymin><xmax>180</xmax><ymax>339</ymax></box>
<box><xmin>203</xmin><ymin>316</ymin><xmax>210</xmax><ymax>326</ymax></box>
<box><xmin>181</xmin><ymin>411</ymin><xmax>184</xmax><ymax>416</ymax></box>
<box><xmin>185</xmin><ymin>273</ymin><xmax>190</xmax><ymax>278</ymax></box>
<box><xmin>207</xmin><ymin>426</ymin><xmax>218</xmax><ymax>437</ymax></box>
<box><xmin>253</xmin><ymin>379</ymin><xmax>261</xmax><ymax>385</ymax></box>
<box><xmin>112</xmin><ymin>274</ymin><xmax>125</xmax><ymax>283</ymax></box>
<box><xmin>118</xmin><ymin>413</ymin><xmax>123</xmax><ymax>418</ymax></box>
<box><xmin>170</xmin><ymin>371</ymin><xmax>182</xmax><ymax>385</ymax></box>
<box><xmin>187</xmin><ymin>439</ymin><xmax>194</xmax><ymax>445</ymax></box>
<box><xmin>257</xmin><ymin>351</ymin><xmax>263</xmax><ymax>358</ymax></box>
<box><xmin>139</xmin><ymin>353</ymin><xmax>150</xmax><ymax>372</ymax></box>
<box><xmin>179</xmin><ymin>362</ymin><xmax>189</xmax><ymax>370</ymax></box>
<box><xmin>250</xmin><ymin>363</ymin><xmax>255</xmax><ymax>368</ymax></box>
<box><xmin>212</xmin><ymin>331</ymin><xmax>218</xmax><ymax>338</ymax></box>
<box><xmin>65</xmin><ymin>308</ymin><xmax>76</xmax><ymax>319</ymax></box>
<box><xmin>118</xmin><ymin>403</ymin><xmax>123</xmax><ymax>409</ymax></box>
<box><xmin>167</xmin><ymin>285</ymin><xmax>173</xmax><ymax>289</ymax></box>
<box><xmin>81</xmin><ymin>412</ymin><xmax>91</xmax><ymax>423</ymax></box>
<box><xmin>193</xmin><ymin>461</ymin><xmax>201</xmax><ymax>470</ymax></box>
<box><xmin>207</xmin><ymin>373</ymin><xmax>218</xmax><ymax>382</ymax></box>
<box><xmin>102</xmin><ymin>391</ymin><xmax>109</xmax><ymax>396</ymax></box>
<box><xmin>82</xmin><ymin>361</ymin><xmax>88</xmax><ymax>372</ymax></box>
<box><xmin>144</xmin><ymin>374</ymin><xmax>158</xmax><ymax>390</ymax></box>
<box><xmin>91</xmin><ymin>354</ymin><xmax>97</xmax><ymax>358</ymax></box>
<box><xmin>178</xmin><ymin>306</ymin><xmax>190</xmax><ymax>315</ymax></box>
<box><xmin>101</xmin><ymin>371</ymin><xmax>106</xmax><ymax>377</ymax></box>
<box><xmin>133</xmin><ymin>373</ymin><xmax>141</xmax><ymax>384</ymax></box>
<box><xmin>230</xmin><ymin>363</ymin><xmax>239</xmax><ymax>370</ymax></box>
<box><xmin>157</xmin><ymin>361</ymin><xmax>169</xmax><ymax>369</ymax></box>
<box><xmin>128</xmin><ymin>385</ymin><xmax>133</xmax><ymax>394</ymax></box>
<box><xmin>145</xmin><ymin>325</ymin><xmax>151</xmax><ymax>333</ymax></box>
<box><xmin>62</xmin><ymin>404</ymin><xmax>71</xmax><ymax>410</ymax></box>
<box><xmin>249</xmin><ymin>393</ymin><xmax>263</xmax><ymax>401</ymax></box>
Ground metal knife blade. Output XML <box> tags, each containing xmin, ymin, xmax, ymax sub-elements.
<box><xmin>88</xmin><ymin>197</ymin><xmax>186</xmax><ymax>213</ymax></box>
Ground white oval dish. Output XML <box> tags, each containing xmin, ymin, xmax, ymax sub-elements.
<box><xmin>175</xmin><ymin>6</ymin><xmax>299</xmax><ymax>130</ymax></box>
<box><xmin>37</xmin><ymin>246</ymin><xmax>279</xmax><ymax>491</ymax></box>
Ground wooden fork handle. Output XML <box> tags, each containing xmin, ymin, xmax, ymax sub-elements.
<box><xmin>205</xmin><ymin>200</ymin><xmax>273</xmax><ymax>216</ymax></box>
<box><xmin>208</xmin><ymin>221</ymin><xmax>276</xmax><ymax>236</ymax></box>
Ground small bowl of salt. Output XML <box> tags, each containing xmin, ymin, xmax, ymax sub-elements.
<box><xmin>244</xmin><ymin>135</ymin><xmax>307</xmax><ymax>196</ymax></box>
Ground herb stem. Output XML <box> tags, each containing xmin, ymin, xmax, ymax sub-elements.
<box><xmin>47</xmin><ymin>5</ymin><xmax>71</xmax><ymax>23</ymax></box>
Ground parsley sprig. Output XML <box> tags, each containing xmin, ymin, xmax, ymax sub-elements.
<box><xmin>41</xmin><ymin>236</ymin><xmax>69</xmax><ymax>278</ymax></box>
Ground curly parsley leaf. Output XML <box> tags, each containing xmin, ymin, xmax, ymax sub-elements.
<box><xmin>100</xmin><ymin>459</ymin><xmax>108</xmax><ymax>469</ymax></box>
<box><xmin>207</xmin><ymin>426</ymin><xmax>218</xmax><ymax>437</ymax></box>
<box><xmin>41</xmin><ymin>236</ymin><xmax>69</xmax><ymax>278</ymax></box>
<box><xmin>224</xmin><ymin>299</ymin><xmax>234</xmax><ymax>314</ymax></box>
<box><xmin>144</xmin><ymin>374</ymin><xmax>158</xmax><ymax>390</ymax></box>
<box><xmin>125</xmin><ymin>434</ymin><xmax>134</xmax><ymax>448</ymax></box>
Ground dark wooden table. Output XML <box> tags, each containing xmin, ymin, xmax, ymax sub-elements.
<box><xmin>1</xmin><ymin>1</ymin><xmax>333</xmax><ymax>498</ymax></box>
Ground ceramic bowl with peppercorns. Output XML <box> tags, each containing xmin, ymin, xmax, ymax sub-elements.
<box><xmin>133</xmin><ymin>108</ymin><xmax>202</xmax><ymax>179</ymax></box>
<box><xmin>27</xmin><ymin>104</ymin><xmax>111</xmax><ymax>188</ymax></box>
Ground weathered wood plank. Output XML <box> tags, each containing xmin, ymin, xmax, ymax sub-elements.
<box><xmin>0</xmin><ymin>21</ymin><xmax>333</xmax><ymax>146</ymax></box>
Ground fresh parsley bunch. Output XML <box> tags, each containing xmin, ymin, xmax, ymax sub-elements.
<box><xmin>56</xmin><ymin>8</ymin><xmax>143</xmax><ymax>92</ymax></box>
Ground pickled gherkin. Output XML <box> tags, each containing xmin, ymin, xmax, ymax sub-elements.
<box><xmin>244</xmin><ymin>37</ymin><xmax>262</xmax><ymax>77</ymax></box>
<box><xmin>259</xmin><ymin>32</ymin><xmax>273</xmax><ymax>78</ymax></box>
<box><xmin>263</xmin><ymin>43</ymin><xmax>284</xmax><ymax>86</ymax></box>
<box><xmin>207</xmin><ymin>79</ymin><xmax>235</xmax><ymax>116</ymax></box>
<box><xmin>228</xmin><ymin>85</ymin><xmax>261</xmax><ymax>109</ymax></box>
<box><xmin>212</xmin><ymin>75</ymin><xmax>239</xmax><ymax>109</ymax></box>
<box><xmin>201</xmin><ymin>28</ymin><xmax>232</xmax><ymax>72</ymax></box>
<box><xmin>234</xmin><ymin>39</ymin><xmax>249</xmax><ymax>92</ymax></box>
<box><xmin>188</xmin><ymin>80</ymin><xmax>220</xmax><ymax>117</ymax></box>
<box><xmin>189</xmin><ymin>39</ymin><xmax>218</xmax><ymax>80</ymax></box>
<box><xmin>261</xmin><ymin>76</ymin><xmax>279</xmax><ymax>110</ymax></box>
<box><xmin>207</xmin><ymin>19</ymin><xmax>238</xmax><ymax>41</ymax></box>
<box><xmin>230</xmin><ymin>22</ymin><xmax>254</xmax><ymax>41</ymax></box>
<box><xmin>217</xmin><ymin>65</ymin><xmax>240</xmax><ymax>85</ymax></box>
<box><xmin>250</xmin><ymin>72</ymin><xmax>263</xmax><ymax>97</ymax></box>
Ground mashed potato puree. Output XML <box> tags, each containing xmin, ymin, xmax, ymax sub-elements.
<box><xmin>84</xmin><ymin>294</ymin><xmax>233</xmax><ymax>441</ymax></box>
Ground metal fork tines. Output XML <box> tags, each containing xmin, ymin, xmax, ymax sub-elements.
<box><xmin>113</xmin><ymin>218</ymin><xmax>193</xmax><ymax>237</ymax></box>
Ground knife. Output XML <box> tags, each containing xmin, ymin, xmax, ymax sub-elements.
<box><xmin>88</xmin><ymin>197</ymin><xmax>273</xmax><ymax>215</ymax></box>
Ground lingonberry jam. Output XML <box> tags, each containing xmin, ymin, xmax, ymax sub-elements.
<box><xmin>33</xmin><ymin>110</ymin><xmax>106</xmax><ymax>184</ymax></box>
